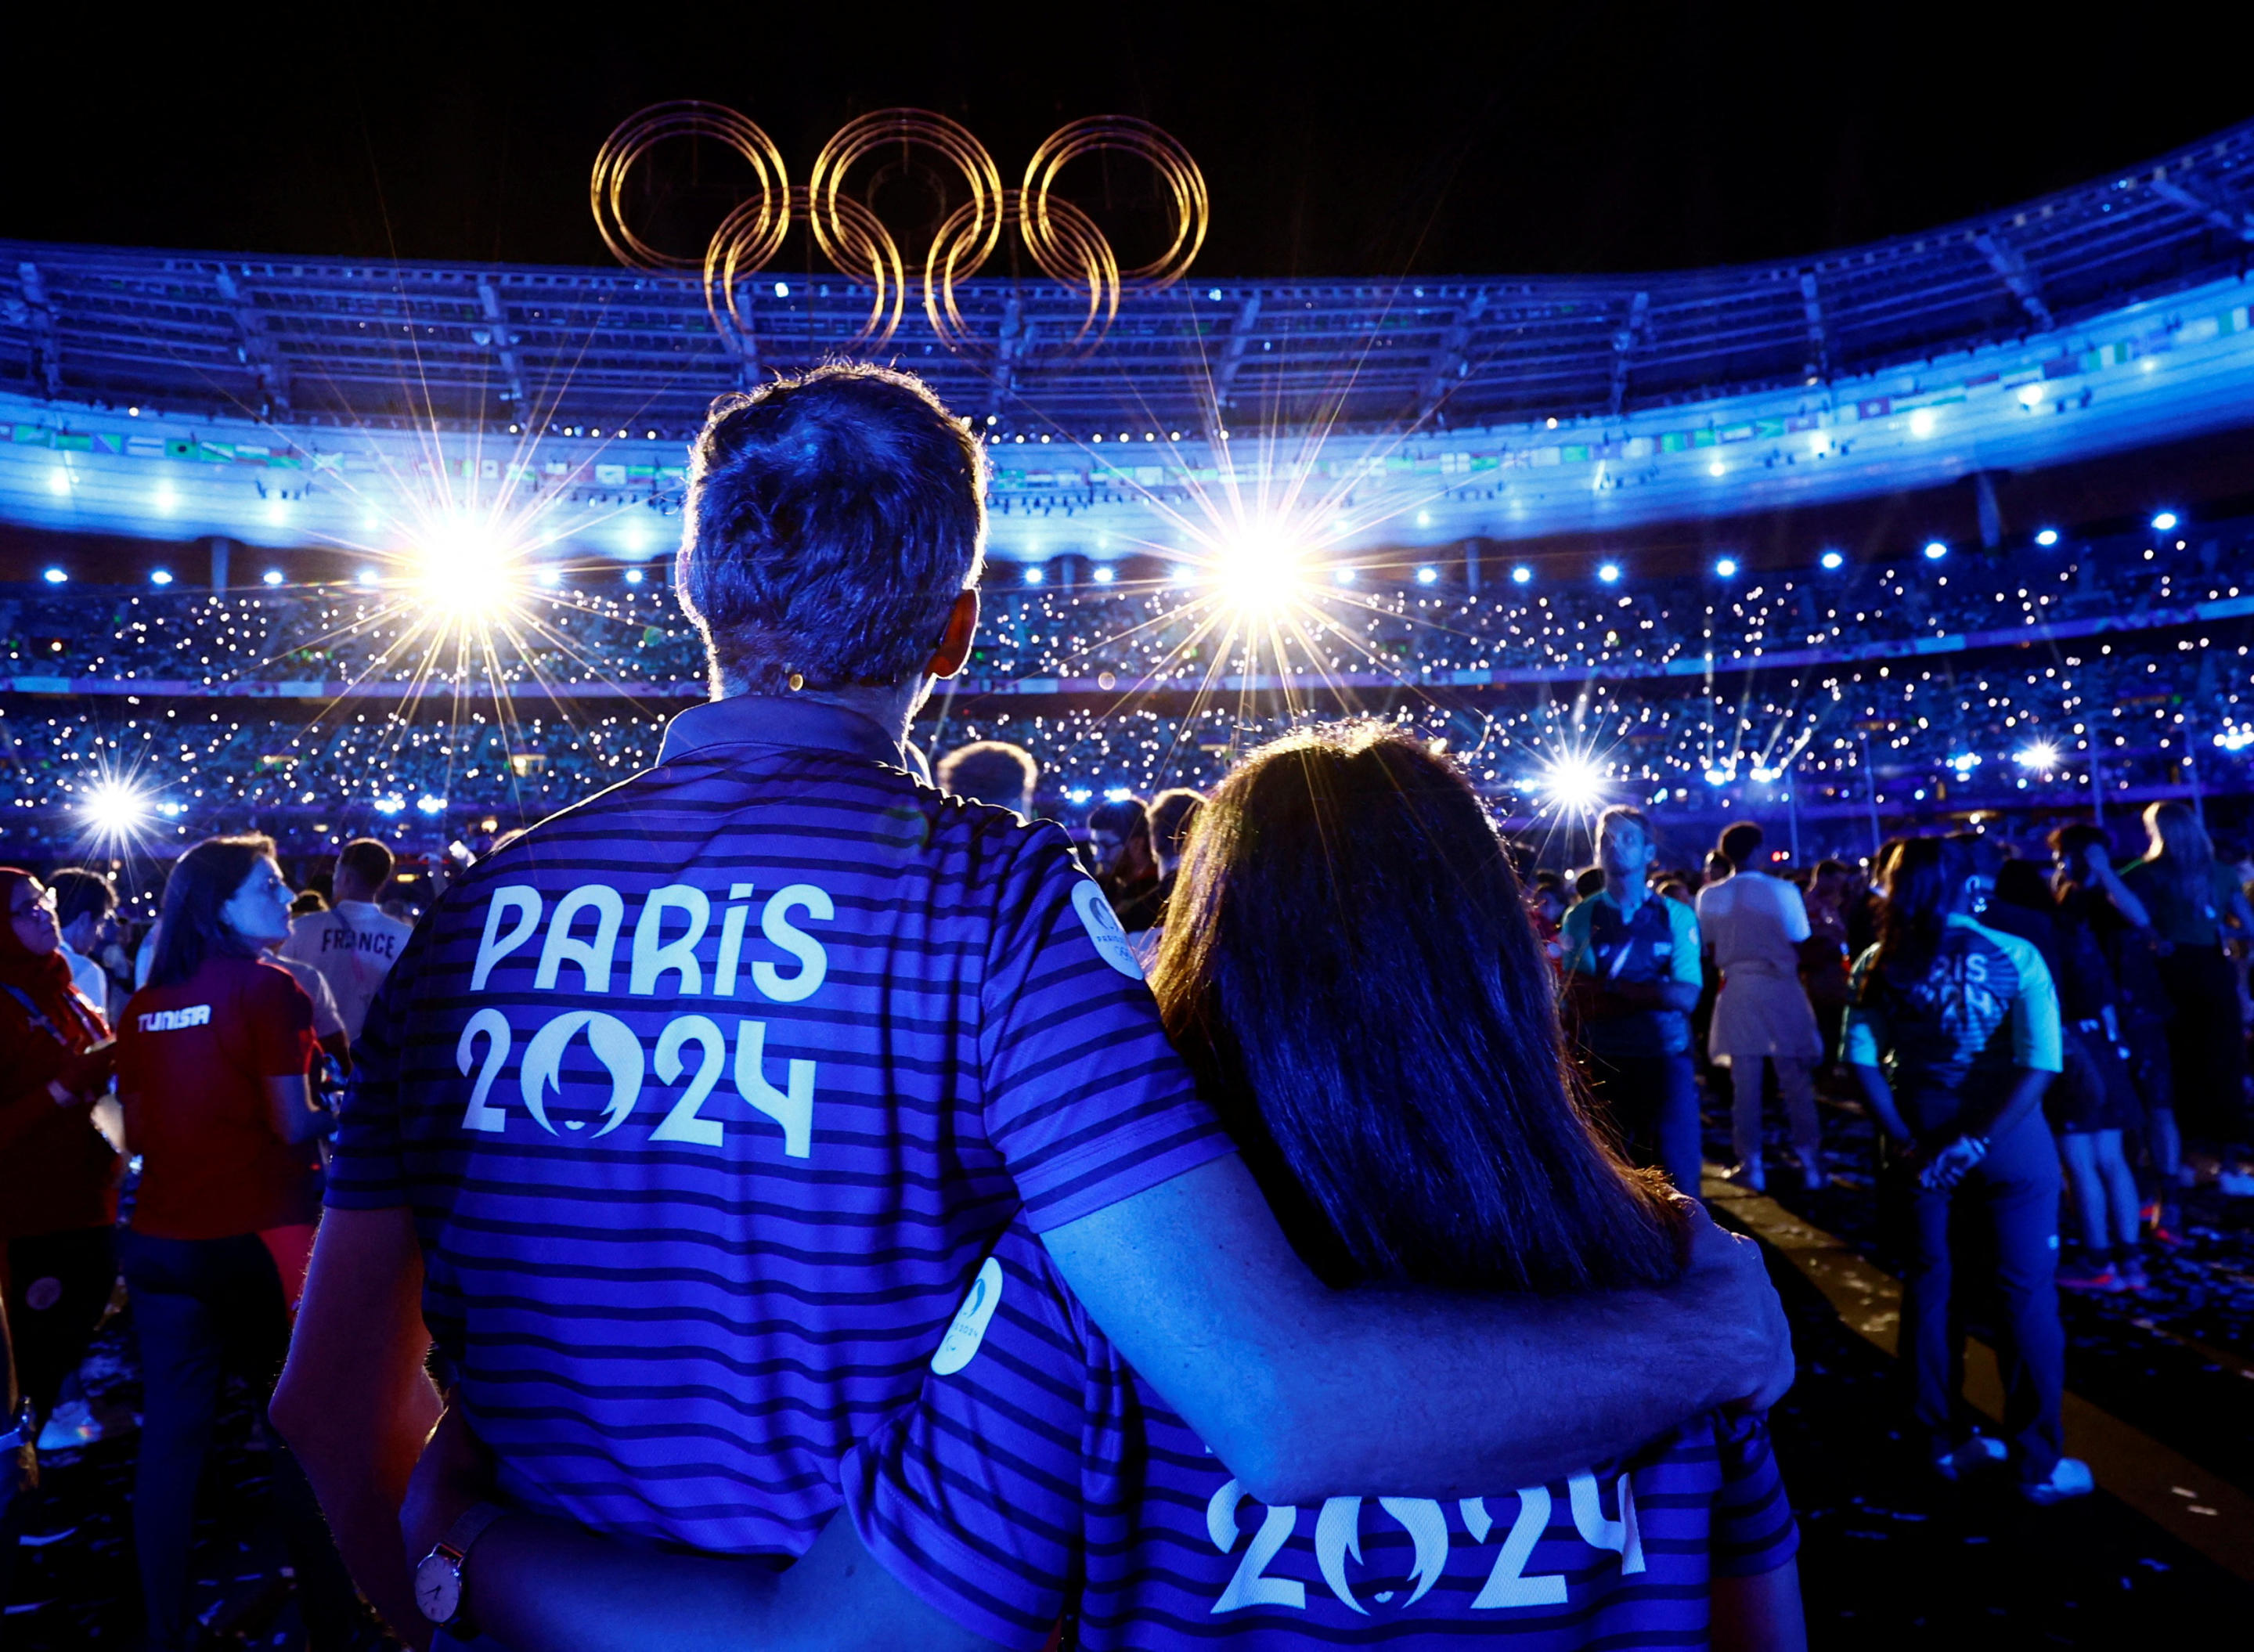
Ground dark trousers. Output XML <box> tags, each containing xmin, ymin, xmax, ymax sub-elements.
<box><xmin>1894</xmin><ymin>1116</ymin><xmax>2065</xmax><ymax>1481</ymax></box>
<box><xmin>2158</xmin><ymin>945</ymin><xmax>2248</xmax><ymax>1142</ymax></box>
<box><xmin>5</xmin><ymin>1225</ymin><xmax>116</xmax><ymax>1419</ymax></box>
<box><xmin>120</xmin><ymin>1229</ymin><xmax>359</xmax><ymax>1651</ymax></box>
<box><xmin>1585</xmin><ymin>1051</ymin><xmax>1704</xmax><ymax>1196</ymax></box>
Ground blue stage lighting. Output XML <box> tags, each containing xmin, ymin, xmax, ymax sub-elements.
<box><xmin>1714</xmin><ymin>557</ymin><xmax>1739</xmax><ymax>579</ymax></box>
<box><xmin>624</xmin><ymin>568</ymin><xmax>644</xmax><ymax>585</ymax></box>
<box><xmin>1598</xmin><ymin>562</ymin><xmax>1622</xmax><ymax>584</ymax></box>
<box><xmin>1024</xmin><ymin>566</ymin><xmax>1045</xmax><ymax>586</ymax></box>
<box><xmin>262</xmin><ymin>568</ymin><xmax>284</xmax><ymax>586</ymax></box>
<box><xmin>1819</xmin><ymin>550</ymin><xmax>1845</xmax><ymax>571</ymax></box>
<box><xmin>1416</xmin><ymin>566</ymin><xmax>1439</xmax><ymax>585</ymax></box>
<box><xmin>2151</xmin><ymin>511</ymin><xmax>2179</xmax><ymax>532</ymax></box>
<box><xmin>1510</xmin><ymin>565</ymin><xmax>1533</xmax><ymax>585</ymax></box>
<box><xmin>2035</xmin><ymin>529</ymin><xmax>2059</xmax><ymax>546</ymax></box>
<box><xmin>41</xmin><ymin>568</ymin><xmax>67</xmax><ymax>584</ymax></box>
<box><xmin>150</xmin><ymin>568</ymin><xmax>174</xmax><ymax>586</ymax></box>
<box><xmin>1092</xmin><ymin>564</ymin><xmax>1115</xmax><ymax>585</ymax></box>
<box><xmin>1922</xmin><ymin>541</ymin><xmax>1948</xmax><ymax>561</ymax></box>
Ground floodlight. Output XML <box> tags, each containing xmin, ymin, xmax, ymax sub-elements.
<box><xmin>2015</xmin><ymin>742</ymin><xmax>2061</xmax><ymax>769</ymax></box>
<box><xmin>537</xmin><ymin>566</ymin><xmax>563</xmax><ymax>586</ymax></box>
<box><xmin>2035</xmin><ymin>529</ymin><xmax>2059</xmax><ymax>546</ymax></box>
<box><xmin>357</xmin><ymin>568</ymin><xmax>379</xmax><ymax>586</ymax></box>
<box><xmin>1333</xmin><ymin>566</ymin><xmax>1358</xmax><ymax>585</ymax></box>
<box><xmin>1416</xmin><ymin>566</ymin><xmax>1440</xmax><ymax>586</ymax></box>
<box><xmin>2018</xmin><ymin>384</ymin><xmax>2045</xmax><ymax>408</ymax></box>
<box><xmin>1923</xmin><ymin>541</ymin><xmax>1948</xmax><ymax>561</ymax></box>
<box><xmin>375</xmin><ymin>795</ymin><xmax>406</xmax><ymax>816</ymax></box>
<box><xmin>150</xmin><ymin>568</ymin><xmax>174</xmax><ymax>586</ymax></box>
<box><xmin>417</xmin><ymin>795</ymin><xmax>448</xmax><ymax>815</ymax></box>
<box><xmin>1819</xmin><ymin>550</ymin><xmax>1845</xmax><ymax>571</ymax></box>
<box><xmin>1751</xmin><ymin>766</ymin><xmax>1777</xmax><ymax>783</ymax></box>
<box><xmin>1708</xmin><ymin>461</ymin><xmax>1725</xmax><ymax>477</ymax></box>
<box><xmin>1597</xmin><ymin>562</ymin><xmax>1622</xmax><ymax>584</ymax></box>
<box><xmin>1910</xmin><ymin>409</ymin><xmax>1937</xmax><ymax>437</ymax></box>
<box><xmin>47</xmin><ymin>469</ymin><xmax>69</xmax><ymax>495</ymax></box>
<box><xmin>81</xmin><ymin>781</ymin><xmax>152</xmax><ymax>839</ymax></box>
<box><xmin>1104</xmin><ymin>787</ymin><xmax>1132</xmax><ymax>803</ymax></box>
<box><xmin>1416</xmin><ymin>511</ymin><xmax>1433</xmax><ymax>528</ymax></box>
<box><xmin>1511</xmin><ymin>565</ymin><xmax>1532</xmax><ymax>585</ymax></box>
<box><xmin>1024</xmin><ymin>566</ymin><xmax>1045</xmax><ymax>586</ymax></box>
<box><xmin>624</xmin><ymin>568</ymin><xmax>645</xmax><ymax>585</ymax></box>
<box><xmin>774</xmin><ymin>281</ymin><xmax>790</xmax><ymax>298</ymax></box>
<box><xmin>41</xmin><ymin>568</ymin><xmax>66</xmax><ymax>585</ymax></box>
<box><xmin>1715</xmin><ymin>557</ymin><xmax>1739</xmax><ymax>579</ymax></box>
<box><xmin>1704</xmin><ymin>767</ymin><xmax>1732</xmax><ymax>786</ymax></box>
<box><xmin>1214</xmin><ymin>523</ymin><xmax>1307</xmax><ymax>609</ymax></box>
<box><xmin>262</xmin><ymin>568</ymin><xmax>284</xmax><ymax>586</ymax></box>
<box><xmin>1538</xmin><ymin>755</ymin><xmax>1607</xmax><ymax>813</ymax></box>
<box><xmin>2151</xmin><ymin>511</ymin><xmax>2179</xmax><ymax>532</ymax></box>
<box><xmin>154</xmin><ymin>485</ymin><xmax>179</xmax><ymax>514</ymax></box>
<box><xmin>413</xmin><ymin>514</ymin><xmax>524</xmax><ymax>619</ymax></box>
<box><xmin>1092</xmin><ymin>565</ymin><xmax>1116</xmax><ymax>585</ymax></box>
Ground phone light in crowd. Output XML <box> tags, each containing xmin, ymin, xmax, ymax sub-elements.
<box><xmin>1511</xmin><ymin>565</ymin><xmax>1533</xmax><ymax>585</ymax></box>
<box><xmin>1819</xmin><ymin>550</ymin><xmax>1845</xmax><ymax>571</ymax></box>
<box><xmin>2015</xmin><ymin>741</ymin><xmax>2061</xmax><ymax>769</ymax></box>
<box><xmin>150</xmin><ymin>568</ymin><xmax>174</xmax><ymax>586</ymax></box>
<box><xmin>1023</xmin><ymin>565</ymin><xmax>1045</xmax><ymax>586</ymax></box>
<box><xmin>2151</xmin><ymin>510</ymin><xmax>2179</xmax><ymax>532</ymax></box>
<box><xmin>1597</xmin><ymin>562</ymin><xmax>1622</xmax><ymax>584</ymax></box>
<box><xmin>262</xmin><ymin>568</ymin><xmax>284</xmax><ymax>586</ymax></box>
<box><xmin>1103</xmin><ymin>787</ymin><xmax>1133</xmax><ymax>803</ymax></box>
<box><xmin>1948</xmin><ymin>752</ymin><xmax>1981</xmax><ymax>774</ymax></box>
<box><xmin>41</xmin><ymin>567</ymin><xmax>67</xmax><ymax>585</ymax></box>
<box><xmin>1923</xmin><ymin>541</ymin><xmax>1948</xmax><ymax>561</ymax></box>
<box><xmin>1714</xmin><ymin>557</ymin><xmax>1739</xmax><ymax>579</ymax></box>
<box><xmin>2215</xmin><ymin>726</ymin><xmax>2254</xmax><ymax>752</ymax></box>
<box><xmin>417</xmin><ymin>795</ymin><xmax>449</xmax><ymax>816</ymax></box>
<box><xmin>1416</xmin><ymin>565</ymin><xmax>1440</xmax><ymax>586</ymax></box>
<box><xmin>1092</xmin><ymin>565</ymin><xmax>1115</xmax><ymax>585</ymax></box>
<box><xmin>1066</xmin><ymin>787</ymin><xmax>1093</xmax><ymax>804</ymax></box>
<box><xmin>2036</xmin><ymin>528</ymin><xmax>2060</xmax><ymax>546</ymax></box>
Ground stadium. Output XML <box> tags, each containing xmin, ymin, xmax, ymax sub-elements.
<box><xmin>4</xmin><ymin>58</ymin><xmax>2254</xmax><ymax>1652</ymax></box>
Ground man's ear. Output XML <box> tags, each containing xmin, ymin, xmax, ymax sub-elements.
<box><xmin>927</xmin><ymin>588</ymin><xmax>979</xmax><ymax>679</ymax></box>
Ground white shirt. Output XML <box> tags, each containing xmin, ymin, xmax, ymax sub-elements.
<box><xmin>1695</xmin><ymin>868</ymin><xmax>1810</xmax><ymax>976</ymax></box>
<box><xmin>60</xmin><ymin>942</ymin><xmax>110</xmax><ymax>1019</ymax></box>
<box><xmin>279</xmin><ymin>900</ymin><xmax>413</xmax><ymax>1042</ymax></box>
<box><xmin>271</xmin><ymin>952</ymin><xmax>348</xmax><ymax>1042</ymax></box>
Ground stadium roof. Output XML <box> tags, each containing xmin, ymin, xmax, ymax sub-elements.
<box><xmin>5</xmin><ymin>120</ymin><xmax>2253</xmax><ymax>438</ymax></box>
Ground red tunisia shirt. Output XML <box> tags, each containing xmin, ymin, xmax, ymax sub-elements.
<box><xmin>120</xmin><ymin>954</ymin><xmax>320</xmax><ymax>1240</ymax></box>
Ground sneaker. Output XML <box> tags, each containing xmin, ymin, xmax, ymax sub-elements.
<box><xmin>2020</xmin><ymin>1456</ymin><xmax>2096</xmax><ymax>1504</ymax></box>
<box><xmin>34</xmin><ymin>1397</ymin><xmax>106</xmax><ymax>1452</ymax></box>
<box><xmin>2056</xmin><ymin>1259</ymin><xmax>2123</xmax><ymax>1293</ymax></box>
<box><xmin>2143</xmin><ymin>1201</ymin><xmax>2187</xmax><ymax>1247</ymax></box>
<box><xmin>1934</xmin><ymin>1434</ymin><xmax>2008</xmax><ymax>1481</ymax></box>
<box><xmin>1798</xmin><ymin>1155</ymin><xmax>1827</xmax><ymax>1193</ymax></box>
<box><xmin>1724</xmin><ymin>1160</ymin><xmax>1765</xmax><ymax>1193</ymax></box>
<box><xmin>2115</xmin><ymin>1255</ymin><xmax>2151</xmax><ymax>1292</ymax></box>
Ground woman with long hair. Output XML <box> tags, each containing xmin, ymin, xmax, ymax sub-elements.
<box><xmin>0</xmin><ymin>869</ymin><xmax>121</xmax><ymax>1445</ymax></box>
<box><xmin>2120</xmin><ymin>800</ymin><xmax>2254</xmax><ymax>1155</ymax></box>
<box><xmin>1843</xmin><ymin>836</ymin><xmax>2086</xmax><ymax>1502</ymax></box>
<box><xmin>116</xmin><ymin>836</ymin><xmax>359</xmax><ymax>1650</ymax></box>
<box><xmin>402</xmin><ymin>726</ymin><xmax>1803</xmax><ymax>1650</ymax></box>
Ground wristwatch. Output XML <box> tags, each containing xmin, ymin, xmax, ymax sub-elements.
<box><xmin>414</xmin><ymin>1500</ymin><xmax>507</xmax><ymax>1631</ymax></box>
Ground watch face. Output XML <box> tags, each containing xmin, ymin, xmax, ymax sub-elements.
<box><xmin>414</xmin><ymin>1552</ymin><xmax>461</xmax><ymax>1624</ymax></box>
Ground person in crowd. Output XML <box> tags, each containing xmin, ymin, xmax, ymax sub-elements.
<box><xmin>1087</xmin><ymin>793</ymin><xmax>1164</xmax><ymax>930</ymax></box>
<box><xmin>2119</xmin><ymin>801</ymin><xmax>2254</xmax><ymax>1163</ymax></box>
<box><xmin>279</xmin><ymin>837</ymin><xmax>413</xmax><ymax>1043</ymax></box>
<box><xmin>1697</xmin><ymin>823</ymin><xmax>1827</xmax><ymax>1192</ymax></box>
<box><xmin>1562</xmin><ymin>806</ymin><xmax>1707</xmax><ymax>1194</ymax></box>
<box><xmin>2050</xmin><ymin>823</ymin><xmax>2184</xmax><ymax>1239</ymax></box>
<box><xmin>1842</xmin><ymin>835</ymin><xmax>2087</xmax><ymax>1502</ymax></box>
<box><xmin>1145</xmin><ymin>785</ymin><xmax>1203</xmax><ymax>920</ymax></box>
<box><xmin>274</xmin><ymin>364</ymin><xmax>1789</xmax><ymax>1652</ymax></box>
<box><xmin>1989</xmin><ymin>858</ymin><xmax>2146</xmax><ymax>1292</ymax></box>
<box><xmin>0</xmin><ymin>869</ymin><xmax>121</xmax><ymax>1457</ymax></box>
<box><xmin>49</xmin><ymin>867</ymin><xmax>121</xmax><ymax>1021</ymax></box>
<box><xmin>117</xmin><ymin>835</ymin><xmax>359</xmax><ymax>1650</ymax></box>
<box><xmin>402</xmin><ymin>725</ymin><xmax>1807</xmax><ymax>1652</ymax></box>
<box><xmin>935</xmin><ymin>739</ymin><xmax>1040</xmax><ymax>820</ymax></box>
<box><xmin>290</xmin><ymin>889</ymin><xmax>330</xmax><ymax>919</ymax></box>
<box><xmin>1845</xmin><ymin>849</ymin><xmax>1891</xmax><ymax>961</ymax></box>
<box><xmin>1800</xmin><ymin>860</ymin><xmax>1852</xmax><ymax>1074</ymax></box>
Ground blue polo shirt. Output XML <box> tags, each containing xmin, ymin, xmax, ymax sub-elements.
<box><xmin>1557</xmin><ymin>889</ymin><xmax>1703</xmax><ymax>1059</ymax></box>
<box><xmin>327</xmin><ymin>695</ymin><xmax>1231</xmax><ymax>1556</ymax></box>
<box><xmin>844</xmin><ymin>1221</ymin><xmax>1798</xmax><ymax>1650</ymax></box>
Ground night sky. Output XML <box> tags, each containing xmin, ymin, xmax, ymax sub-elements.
<box><xmin>9</xmin><ymin>9</ymin><xmax>2253</xmax><ymax>278</ymax></box>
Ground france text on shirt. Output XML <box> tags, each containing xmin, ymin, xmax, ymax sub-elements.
<box><xmin>325</xmin><ymin>734</ymin><xmax>1229</xmax><ymax>1558</ymax></box>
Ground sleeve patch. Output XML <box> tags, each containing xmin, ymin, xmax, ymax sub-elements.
<box><xmin>932</xmin><ymin>1256</ymin><xmax>1006</xmax><ymax>1376</ymax></box>
<box><xmin>1070</xmin><ymin>880</ymin><xmax>1146</xmax><ymax>981</ymax></box>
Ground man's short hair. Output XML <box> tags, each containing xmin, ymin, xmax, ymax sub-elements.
<box><xmin>936</xmin><ymin>741</ymin><xmax>1039</xmax><ymax>811</ymax></box>
<box><xmin>337</xmin><ymin>837</ymin><xmax>395</xmax><ymax>894</ymax></box>
<box><xmin>1815</xmin><ymin>858</ymin><xmax>1850</xmax><ymax>881</ymax></box>
<box><xmin>1596</xmin><ymin>805</ymin><xmax>1652</xmax><ymax>847</ymax></box>
<box><xmin>1087</xmin><ymin>796</ymin><xmax>1151</xmax><ymax>844</ymax></box>
<box><xmin>46</xmin><ymin>867</ymin><xmax>115</xmax><ymax>929</ymax></box>
<box><xmin>1148</xmin><ymin>788</ymin><xmax>1204</xmax><ymax>861</ymax></box>
<box><xmin>680</xmin><ymin>364</ymin><xmax>988</xmax><ymax>697</ymax></box>
<box><xmin>2048</xmin><ymin>821</ymin><xmax>2112</xmax><ymax>860</ymax></box>
<box><xmin>1718</xmin><ymin>821</ymin><xmax>1765</xmax><ymax>865</ymax></box>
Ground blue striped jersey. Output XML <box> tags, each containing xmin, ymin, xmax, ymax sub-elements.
<box><xmin>326</xmin><ymin>697</ymin><xmax>1230</xmax><ymax>1556</ymax></box>
<box><xmin>845</xmin><ymin>1221</ymin><xmax>1798</xmax><ymax>1650</ymax></box>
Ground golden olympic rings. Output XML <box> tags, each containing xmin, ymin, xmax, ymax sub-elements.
<box><xmin>590</xmin><ymin>101</ymin><xmax>1208</xmax><ymax>357</ymax></box>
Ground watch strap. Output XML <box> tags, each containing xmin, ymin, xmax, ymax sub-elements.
<box><xmin>436</xmin><ymin>1499</ymin><xmax>507</xmax><ymax>1564</ymax></box>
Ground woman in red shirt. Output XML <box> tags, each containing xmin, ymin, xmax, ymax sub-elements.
<box><xmin>0</xmin><ymin>868</ymin><xmax>120</xmax><ymax>1439</ymax></box>
<box><xmin>117</xmin><ymin>835</ymin><xmax>358</xmax><ymax>1651</ymax></box>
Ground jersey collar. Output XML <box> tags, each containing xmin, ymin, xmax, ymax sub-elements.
<box><xmin>658</xmin><ymin>694</ymin><xmax>906</xmax><ymax>770</ymax></box>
